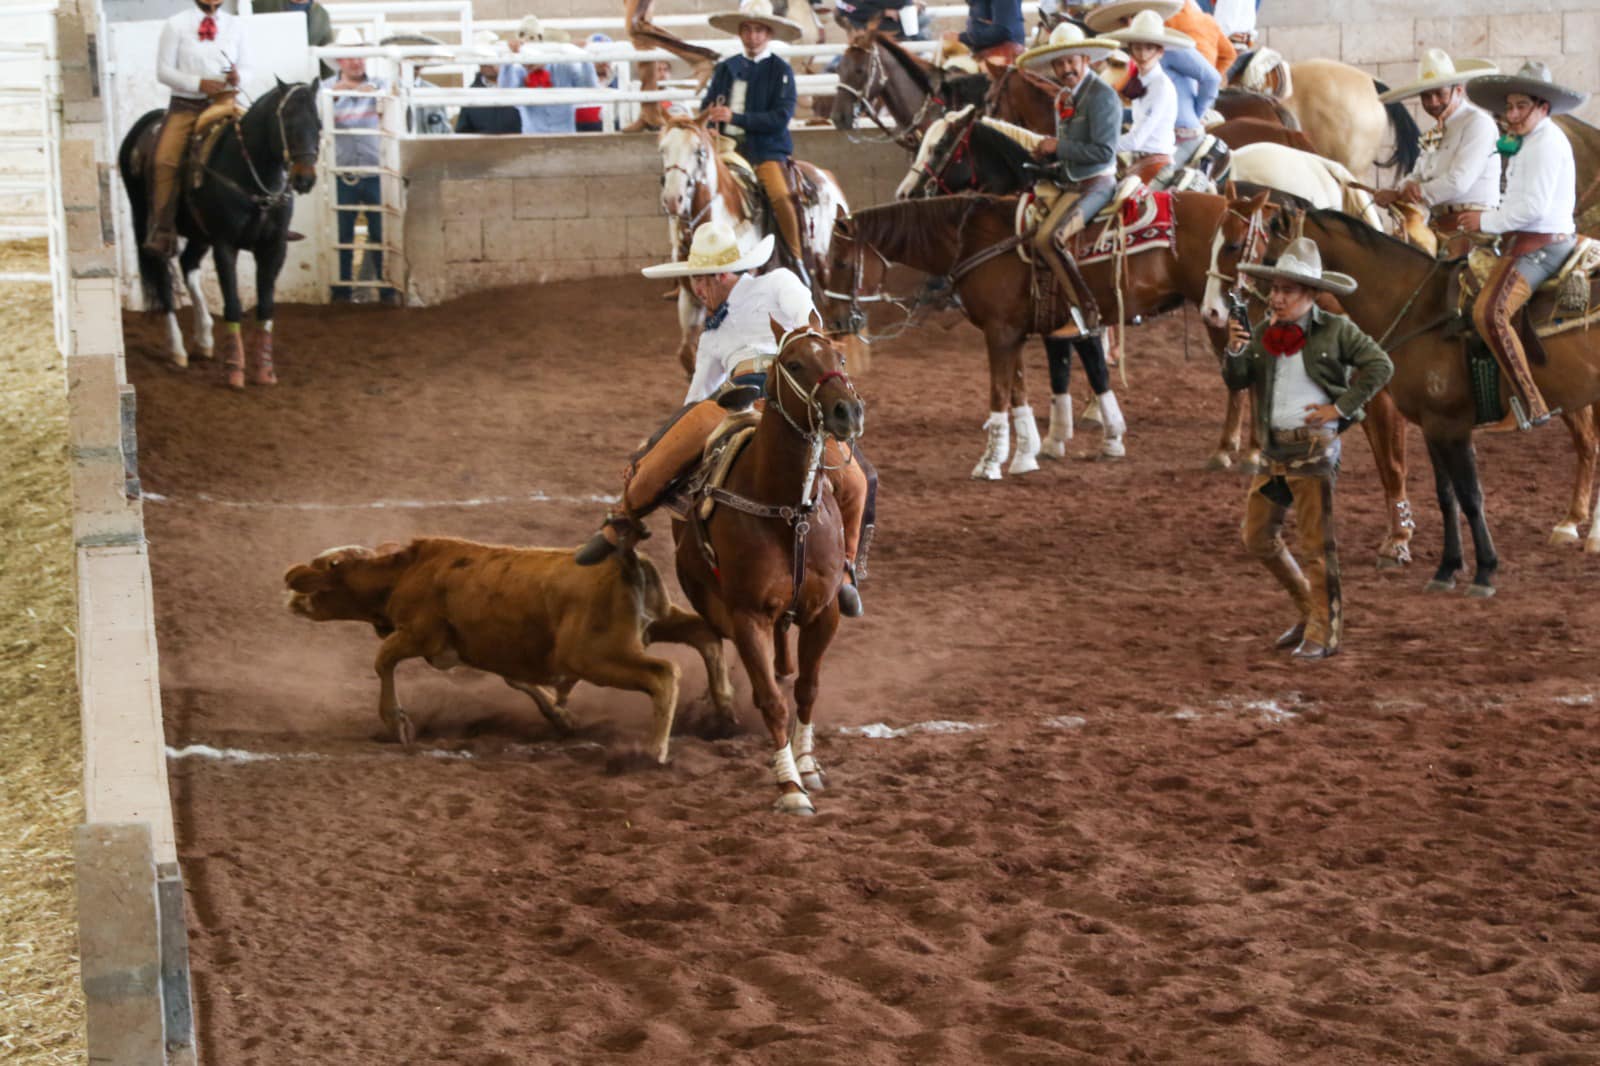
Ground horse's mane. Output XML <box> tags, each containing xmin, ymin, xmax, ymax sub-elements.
<box><xmin>978</xmin><ymin>115</ymin><xmax>1043</xmax><ymax>153</ymax></box>
<box><xmin>1300</xmin><ymin>207</ymin><xmax>1430</xmax><ymax>264</ymax></box>
<box><xmin>873</xmin><ymin>31</ymin><xmax>934</xmax><ymax>94</ymax></box>
<box><xmin>848</xmin><ymin>194</ymin><xmax>1008</xmax><ymax>264</ymax></box>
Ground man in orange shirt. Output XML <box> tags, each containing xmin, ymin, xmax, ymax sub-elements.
<box><xmin>1086</xmin><ymin>0</ymin><xmax>1234</xmax><ymax>75</ymax></box>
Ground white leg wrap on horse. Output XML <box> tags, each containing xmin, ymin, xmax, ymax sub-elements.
<box><xmin>794</xmin><ymin>722</ymin><xmax>818</xmax><ymax>774</ymax></box>
<box><xmin>1040</xmin><ymin>394</ymin><xmax>1072</xmax><ymax>458</ymax></box>
<box><xmin>771</xmin><ymin>745</ymin><xmax>806</xmax><ymax>791</ymax></box>
<box><xmin>1097</xmin><ymin>391</ymin><xmax>1127</xmax><ymax>438</ymax></box>
<box><xmin>1009</xmin><ymin>405</ymin><xmax>1041</xmax><ymax>475</ymax></box>
<box><xmin>972</xmin><ymin>411</ymin><xmax>1010</xmax><ymax>480</ymax></box>
<box><xmin>185</xmin><ymin>269</ymin><xmax>213</xmax><ymax>354</ymax></box>
<box><xmin>165</xmin><ymin>313</ymin><xmax>188</xmax><ymax>368</ymax></box>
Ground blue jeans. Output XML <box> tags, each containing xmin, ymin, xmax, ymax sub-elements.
<box><xmin>1514</xmin><ymin>236</ymin><xmax>1577</xmax><ymax>288</ymax></box>
<box><xmin>334</xmin><ymin>175</ymin><xmax>387</xmax><ymax>300</ymax></box>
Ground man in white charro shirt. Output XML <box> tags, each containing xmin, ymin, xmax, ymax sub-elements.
<box><xmin>1104</xmin><ymin>10</ymin><xmax>1189</xmax><ymax>184</ymax></box>
<box><xmin>576</xmin><ymin>221</ymin><xmax>872</xmax><ymax>616</ymax></box>
<box><xmin>1375</xmin><ymin>49</ymin><xmax>1500</xmax><ymax>252</ymax></box>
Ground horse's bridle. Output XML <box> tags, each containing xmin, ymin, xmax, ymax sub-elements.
<box><xmin>202</xmin><ymin>83</ymin><xmax>315</xmax><ymax>213</ymax></box>
<box><xmin>909</xmin><ymin>114</ymin><xmax>978</xmax><ymax>198</ymax></box>
<box><xmin>821</xmin><ymin>229</ymin><xmax>905</xmax><ymax>338</ymax></box>
<box><xmin>836</xmin><ymin>39</ymin><xmax>939</xmax><ymax>152</ymax></box>
<box><xmin>660</xmin><ymin>134</ymin><xmax>716</xmax><ymax>250</ymax></box>
<box><xmin>1207</xmin><ymin>199</ymin><xmax>1271</xmax><ymax>306</ymax></box>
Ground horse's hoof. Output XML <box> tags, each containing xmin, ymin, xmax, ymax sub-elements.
<box><xmin>252</xmin><ymin>367</ymin><xmax>278</xmax><ymax>386</ymax></box>
<box><xmin>392</xmin><ymin>709</ymin><xmax>416</xmax><ymax>747</ymax></box>
<box><xmin>971</xmin><ymin>463</ymin><xmax>1003</xmax><ymax>481</ymax></box>
<box><xmin>170</xmin><ymin>352</ymin><xmax>189</xmax><ymax>370</ymax></box>
<box><xmin>773</xmin><ymin>791</ymin><xmax>816</xmax><ymax>816</ymax></box>
<box><xmin>1424</xmin><ymin>578</ymin><xmax>1457</xmax><ymax>593</ymax></box>
<box><xmin>1375</xmin><ymin>549</ymin><xmax>1410</xmax><ymax>570</ymax></box>
<box><xmin>1550</xmin><ymin>524</ymin><xmax>1581</xmax><ymax>546</ymax></box>
<box><xmin>1205</xmin><ymin>451</ymin><xmax>1233</xmax><ymax>472</ymax></box>
<box><xmin>1039</xmin><ymin>438</ymin><xmax>1068</xmax><ymax>460</ymax></box>
<box><xmin>1008</xmin><ymin>454</ymin><xmax>1040</xmax><ymax>475</ymax></box>
<box><xmin>225</xmin><ymin>367</ymin><xmax>245</xmax><ymax>390</ymax></box>
<box><xmin>801</xmin><ymin>770</ymin><xmax>827</xmax><ymax>793</ymax></box>
<box><xmin>1466</xmin><ymin>583</ymin><xmax>1497</xmax><ymax>599</ymax></box>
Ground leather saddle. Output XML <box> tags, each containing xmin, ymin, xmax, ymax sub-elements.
<box><xmin>185</xmin><ymin>103</ymin><xmax>245</xmax><ymax>190</ymax></box>
<box><xmin>1448</xmin><ymin>237</ymin><xmax>1600</xmax><ymax>363</ymax></box>
<box><xmin>661</xmin><ymin>410</ymin><xmax>762</xmax><ymax>523</ymax></box>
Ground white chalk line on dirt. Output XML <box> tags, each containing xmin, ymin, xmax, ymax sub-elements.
<box><xmin>166</xmin><ymin>741</ymin><xmax>604</xmax><ymax>764</ymax></box>
<box><xmin>142</xmin><ymin>490</ymin><xmax>620</xmax><ymax>511</ymax></box>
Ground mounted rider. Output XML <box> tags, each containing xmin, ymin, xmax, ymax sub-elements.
<box><xmin>1080</xmin><ymin>0</ymin><xmax>1218</xmax><ymax>148</ymax></box>
<box><xmin>956</xmin><ymin>0</ymin><xmax>1025</xmax><ymax>74</ymax></box>
<box><xmin>1103</xmin><ymin>11</ymin><xmax>1192</xmax><ymax>184</ymax></box>
<box><xmin>574</xmin><ymin>221</ymin><xmax>873</xmax><ymax>618</ymax></box>
<box><xmin>1456</xmin><ymin>62</ymin><xmax>1587</xmax><ymax>432</ymax></box>
<box><xmin>1375</xmin><ymin>50</ymin><xmax>1501</xmax><ymax>254</ymax></box>
<box><xmin>702</xmin><ymin>0</ymin><xmax>813</xmax><ymax>290</ymax></box>
<box><xmin>146</xmin><ymin>0</ymin><xmax>252</xmax><ymax>257</ymax></box>
<box><xmin>1087</xmin><ymin>0</ymin><xmax>1232</xmax><ymax>76</ymax></box>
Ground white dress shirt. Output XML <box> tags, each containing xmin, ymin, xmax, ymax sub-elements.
<box><xmin>1119</xmin><ymin>63</ymin><xmax>1177</xmax><ymax>157</ymax></box>
<box><xmin>157</xmin><ymin>7</ymin><xmax>252</xmax><ymax>100</ymax></box>
<box><xmin>1410</xmin><ymin>102</ymin><xmax>1500</xmax><ymax>210</ymax></box>
<box><xmin>1481</xmin><ymin>116</ymin><xmax>1576</xmax><ymax>237</ymax></box>
<box><xmin>685</xmin><ymin>268</ymin><xmax>817</xmax><ymax>404</ymax></box>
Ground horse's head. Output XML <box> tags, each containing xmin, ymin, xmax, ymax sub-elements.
<box><xmin>820</xmin><ymin>216</ymin><xmax>890</xmax><ymax>337</ymax></box>
<box><xmin>272</xmin><ymin>79</ymin><xmax>322</xmax><ymax>193</ymax></box>
<box><xmin>1201</xmin><ymin>186</ymin><xmax>1277</xmax><ymax>330</ymax></box>
<box><xmin>658</xmin><ymin>119</ymin><xmax>711</xmax><ymax>220</ymax></box>
<box><xmin>767</xmin><ymin>316</ymin><xmax>864</xmax><ymax>443</ymax></box>
<box><xmin>894</xmin><ymin>106</ymin><xmax>978</xmax><ymax>199</ymax></box>
<box><xmin>831</xmin><ymin>28</ymin><xmax>883</xmax><ymax>131</ymax></box>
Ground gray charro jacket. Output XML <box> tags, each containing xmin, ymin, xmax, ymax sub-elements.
<box><xmin>1053</xmin><ymin>71</ymin><xmax>1121</xmax><ymax>184</ymax></box>
<box><xmin>1221</xmin><ymin>305</ymin><xmax>1394</xmax><ymax>445</ymax></box>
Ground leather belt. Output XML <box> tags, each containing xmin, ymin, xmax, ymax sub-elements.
<box><xmin>1502</xmin><ymin>231</ymin><xmax>1572</xmax><ymax>257</ymax></box>
<box><xmin>730</xmin><ymin>357</ymin><xmax>772</xmax><ymax>379</ymax></box>
<box><xmin>1434</xmin><ymin>202</ymin><xmax>1490</xmax><ymax>214</ymax></box>
<box><xmin>1269</xmin><ymin>426</ymin><xmax>1336</xmax><ymax>446</ymax></box>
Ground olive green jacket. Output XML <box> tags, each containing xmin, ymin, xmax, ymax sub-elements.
<box><xmin>1221</xmin><ymin>305</ymin><xmax>1393</xmax><ymax>442</ymax></box>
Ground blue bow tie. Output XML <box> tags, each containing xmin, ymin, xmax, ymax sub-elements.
<box><xmin>705</xmin><ymin>302</ymin><xmax>730</xmax><ymax>331</ymax></box>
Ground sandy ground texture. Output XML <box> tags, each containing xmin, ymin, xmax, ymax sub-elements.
<box><xmin>0</xmin><ymin>240</ymin><xmax>86</xmax><ymax>1064</ymax></box>
<box><xmin>125</xmin><ymin>275</ymin><xmax>1600</xmax><ymax>1066</ymax></box>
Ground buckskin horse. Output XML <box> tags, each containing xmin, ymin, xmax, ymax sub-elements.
<box><xmin>671</xmin><ymin>322</ymin><xmax>863</xmax><ymax>816</ymax></box>
<box><xmin>120</xmin><ymin>80</ymin><xmax>320</xmax><ymax>387</ymax></box>
<box><xmin>1259</xmin><ymin>209</ymin><xmax>1600</xmax><ymax>592</ymax></box>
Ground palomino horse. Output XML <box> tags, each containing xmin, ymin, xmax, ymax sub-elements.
<box><xmin>1556</xmin><ymin>114</ymin><xmax>1600</xmax><ymax>234</ymax></box>
<box><xmin>1263</xmin><ymin>209</ymin><xmax>1600</xmax><ymax>591</ymax></box>
<box><xmin>1227</xmin><ymin>51</ymin><xmax>1420</xmax><ymax>180</ymax></box>
<box><xmin>672</xmin><ymin>322</ymin><xmax>864</xmax><ymax>815</ymax></box>
<box><xmin>119</xmin><ymin>81</ymin><xmax>321</xmax><ymax>385</ymax></box>
<box><xmin>657</xmin><ymin>116</ymin><xmax>848</xmax><ymax>374</ymax></box>
<box><xmin>830</xmin><ymin>26</ymin><xmax>988</xmax><ymax>146</ymax></box>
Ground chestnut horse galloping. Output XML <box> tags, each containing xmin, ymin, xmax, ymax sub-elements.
<box><xmin>673</xmin><ymin>324</ymin><xmax>864</xmax><ymax>816</ymax></box>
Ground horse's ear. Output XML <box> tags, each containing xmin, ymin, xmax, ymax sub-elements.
<box><xmin>808</xmin><ymin>309</ymin><xmax>824</xmax><ymax>334</ymax></box>
<box><xmin>275</xmin><ymin>75</ymin><xmax>284</xmax><ymax>89</ymax></box>
<box><xmin>864</xmin><ymin>11</ymin><xmax>883</xmax><ymax>32</ymax></box>
<box><xmin>1248</xmin><ymin>188</ymin><xmax>1271</xmax><ymax>211</ymax></box>
<box><xmin>770</xmin><ymin>316</ymin><xmax>787</xmax><ymax>344</ymax></box>
<box><xmin>1223</xmin><ymin>179</ymin><xmax>1238</xmax><ymax>200</ymax></box>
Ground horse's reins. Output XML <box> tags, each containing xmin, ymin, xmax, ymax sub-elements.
<box><xmin>837</xmin><ymin>39</ymin><xmax>939</xmax><ymax>152</ymax></box>
<box><xmin>697</xmin><ymin>327</ymin><xmax>859</xmax><ymax>629</ymax></box>
<box><xmin>203</xmin><ymin>83</ymin><xmax>314</xmax><ymax>212</ymax></box>
<box><xmin>913</xmin><ymin>114</ymin><xmax>978</xmax><ymax>198</ymax></box>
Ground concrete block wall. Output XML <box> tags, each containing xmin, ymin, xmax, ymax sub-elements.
<box><xmin>402</xmin><ymin>128</ymin><xmax>908</xmax><ymax>303</ymax></box>
<box><xmin>1257</xmin><ymin>0</ymin><xmax>1600</xmax><ymax>126</ymax></box>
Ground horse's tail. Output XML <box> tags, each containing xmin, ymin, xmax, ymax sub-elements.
<box><xmin>1373</xmin><ymin>79</ymin><xmax>1422</xmax><ymax>175</ymax></box>
<box><xmin>118</xmin><ymin>110</ymin><xmax>173</xmax><ymax>311</ymax></box>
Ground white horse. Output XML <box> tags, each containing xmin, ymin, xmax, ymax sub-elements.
<box><xmin>658</xmin><ymin>116</ymin><xmax>849</xmax><ymax>375</ymax></box>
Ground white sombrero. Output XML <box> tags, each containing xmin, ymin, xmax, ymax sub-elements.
<box><xmin>1018</xmin><ymin>22</ymin><xmax>1120</xmax><ymax>71</ymax></box>
<box><xmin>516</xmin><ymin>15</ymin><xmax>571</xmax><ymax>44</ymax></box>
<box><xmin>333</xmin><ymin>26</ymin><xmax>367</xmax><ymax>48</ymax></box>
<box><xmin>642</xmin><ymin>221</ymin><xmax>775</xmax><ymax>278</ymax></box>
<box><xmin>1377</xmin><ymin>49</ymin><xmax>1496</xmax><ymax>103</ymax></box>
<box><xmin>707</xmin><ymin>0</ymin><xmax>804</xmax><ymax>44</ymax></box>
<box><xmin>1467</xmin><ymin>60</ymin><xmax>1589</xmax><ymax>118</ymax></box>
<box><xmin>1083</xmin><ymin>0</ymin><xmax>1183</xmax><ymax>34</ymax></box>
<box><xmin>1238</xmin><ymin>237</ymin><xmax>1357</xmax><ymax>296</ymax></box>
<box><xmin>1105</xmin><ymin>9</ymin><xmax>1193</xmax><ymax>50</ymax></box>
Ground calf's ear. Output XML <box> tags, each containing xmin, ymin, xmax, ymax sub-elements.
<box><xmin>284</xmin><ymin>564</ymin><xmax>323</xmax><ymax>592</ymax></box>
<box><xmin>373</xmin><ymin>541</ymin><xmax>417</xmax><ymax>568</ymax></box>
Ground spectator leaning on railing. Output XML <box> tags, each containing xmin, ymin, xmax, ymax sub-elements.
<box><xmin>323</xmin><ymin>26</ymin><xmax>398</xmax><ymax>304</ymax></box>
<box><xmin>456</xmin><ymin>30</ymin><xmax>521</xmax><ymax>134</ymax></box>
<box><xmin>576</xmin><ymin>32</ymin><xmax>618</xmax><ymax>132</ymax></box>
<box><xmin>497</xmin><ymin>15</ymin><xmax>599</xmax><ymax>134</ymax></box>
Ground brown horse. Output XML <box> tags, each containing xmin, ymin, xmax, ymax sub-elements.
<box><xmin>1212</xmin><ymin>87</ymin><xmax>1301</xmax><ymax>132</ymax></box>
<box><xmin>1276</xmin><ymin>209</ymin><xmax>1600</xmax><ymax>592</ymax></box>
<box><xmin>830</xmin><ymin>27</ymin><xmax>988</xmax><ymax>146</ymax></box>
<box><xmin>1210</xmin><ymin>116</ymin><xmax>1317</xmax><ymax>154</ymax></box>
<box><xmin>672</xmin><ymin>323</ymin><xmax>864</xmax><ymax>816</ymax></box>
<box><xmin>984</xmin><ymin>65</ymin><xmax>1061</xmax><ymax>135</ymax></box>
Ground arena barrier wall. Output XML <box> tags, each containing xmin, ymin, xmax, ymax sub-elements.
<box><xmin>400</xmin><ymin>127</ymin><xmax>910</xmax><ymax>303</ymax></box>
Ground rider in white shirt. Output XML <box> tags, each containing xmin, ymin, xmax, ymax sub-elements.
<box><xmin>684</xmin><ymin>268</ymin><xmax>816</xmax><ymax>403</ymax></box>
<box><xmin>1104</xmin><ymin>10</ymin><xmax>1190</xmax><ymax>184</ymax></box>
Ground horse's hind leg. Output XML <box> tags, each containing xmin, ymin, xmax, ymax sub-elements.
<box><xmin>1209</xmin><ymin>387</ymin><xmax>1248</xmax><ymax>471</ymax></box>
<box><xmin>1361</xmin><ymin>389</ymin><xmax>1414</xmax><ymax>569</ymax></box>
<box><xmin>179</xmin><ymin>239</ymin><xmax>213</xmax><ymax>360</ymax></box>
<box><xmin>731</xmin><ymin>613</ymin><xmax>812</xmax><ymax>815</ymax></box>
<box><xmin>1554</xmin><ymin>406</ymin><xmax>1597</xmax><ymax>547</ymax></box>
<box><xmin>1442</xmin><ymin>437</ymin><xmax>1498</xmax><ymax>595</ymax></box>
<box><xmin>793</xmin><ymin>605</ymin><xmax>841</xmax><ymax>794</ymax></box>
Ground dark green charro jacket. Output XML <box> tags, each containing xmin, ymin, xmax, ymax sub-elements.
<box><xmin>1221</xmin><ymin>305</ymin><xmax>1394</xmax><ymax>445</ymax></box>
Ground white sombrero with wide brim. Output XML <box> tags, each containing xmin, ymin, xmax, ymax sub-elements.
<box><xmin>1377</xmin><ymin>49</ymin><xmax>1496</xmax><ymax>103</ymax></box>
<box><xmin>1238</xmin><ymin>238</ymin><xmax>1357</xmax><ymax>296</ymax></box>
<box><xmin>1019</xmin><ymin>22</ymin><xmax>1120</xmax><ymax>71</ymax></box>
<box><xmin>1083</xmin><ymin>0</ymin><xmax>1183</xmax><ymax>34</ymax></box>
<box><xmin>1104</xmin><ymin>9</ymin><xmax>1194</xmax><ymax>51</ymax></box>
<box><xmin>1467</xmin><ymin>60</ymin><xmax>1589</xmax><ymax>118</ymax></box>
<box><xmin>642</xmin><ymin>222</ymin><xmax>775</xmax><ymax>278</ymax></box>
<box><xmin>707</xmin><ymin>0</ymin><xmax>804</xmax><ymax>43</ymax></box>
<box><xmin>516</xmin><ymin>15</ymin><xmax>572</xmax><ymax>44</ymax></box>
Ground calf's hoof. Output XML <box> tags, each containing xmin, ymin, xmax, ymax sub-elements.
<box><xmin>388</xmin><ymin>709</ymin><xmax>416</xmax><ymax>746</ymax></box>
<box><xmin>773</xmin><ymin>790</ymin><xmax>816</xmax><ymax>816</ymax></box>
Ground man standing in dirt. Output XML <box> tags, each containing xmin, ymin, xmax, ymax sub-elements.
<box><xmin>1223</xmin><ymin>238</ymin><xmax>1392</xmax><ymax>661</ymax></box>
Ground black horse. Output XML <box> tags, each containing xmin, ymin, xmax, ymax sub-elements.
<box><xmin>899</xmin><ymin>108</ymin><xmax>1036</xmax><ymax>198</ymax></box>
<box><xmin>119</xmin><ymin>80</ymin><xmax>320</xmax><ymax>388</ymax></box>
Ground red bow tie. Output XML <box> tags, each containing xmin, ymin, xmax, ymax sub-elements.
<box><xmin>198</xmin><ymin>14</ymin><xmax>217</xmax><ymax>41</ymax></box>
<box><xmin>524</xmin><ymin>67</ymin><xmax>552</xmax><ymax>88</ymax></box>
<box><xmin>1263</xmin><ymin>322</ymin><xmax>1306</xmax><ymax>357</ymax></box>
<box><xmin>1123</xmin><ymin>72</ymin><xmax>1147</xmax><ymax>100</ymax></box>
<box><xmin>1057</xmin><ymin>102</ymin><xmax>1074</xmax><ymax>121</ymax></box>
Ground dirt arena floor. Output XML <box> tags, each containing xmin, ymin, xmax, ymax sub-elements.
<box><xmin>126</xmin><ymin>276</ymin><xmax>1600</xmax><ymax>1065</ymax></box>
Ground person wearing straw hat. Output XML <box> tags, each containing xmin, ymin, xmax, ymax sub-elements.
<box><xmin>144</xmin><ymin>0</ymin><xmax>254</xmax><ymax>257</ymax></box>
<box><xmin>498</xmin><ymin>15</ymin><xmax>598</xmax><ymax>134</ymax></box>
<box><xmin>574</xmin><ymin>221</ymin><xmax>874</xmax><ymax>617</ymax></box>
<box><xmin>1373</xmin><ymin>50</ymin><xmax>1500</xmax><ymax>248</ymax></box>
<box><xmin>1455</xmin><ymin>62</ymin><xmax>1586</xmax><ymax>431</ymax></box>
<box><xmin>1086</xmin><ymin>0</ymin><xmax>1232</xmax><ymax>76</ymax></box>
<box><xmin>1222</xmin><ymin>237</ymin><xmax>1393</xmax><ymax>660</ymax></box>
<box><xmin>701</xmin><ymin>0</ymin><xmax>814</xmax><ymax>289</ymax></box>
<box><xmin>1082</xmin><ymin>1</ymin><xmax>1215</xmax><ymax>146</ymax></box>
<box><xmin>1104</xmin><ymin>11</ymin><xmax>1190</xmax><ymax>183</ymax></box>
<box><xmin>456</xmin><ymin>31</ymin><xmax>520</xmax><ymax>135</ymax></box>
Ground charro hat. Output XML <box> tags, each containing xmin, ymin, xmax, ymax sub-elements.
<box><xmin>332</xmin><ymin>25</ymin><xmax>367</xmax><ymax>47</ymax></box>
<box><xmin>1083</xmin><ymin>0</ymin><xmax>1183</xmax><ymax>34</ymax></box>
<box><xmin>516</xmin><ymin>15</ymin><xmax>571</xmax><ymax>44</ymax></box>
<box><xmin>1104</xmin><ymin>9</ymin><xmax>1193</xmax><ymax>50</ymax></box>
<box><xmin>1377</xmin><ymin>49</ymin><xmax>1496</xmax><ymax>103</ymax></box>
<box><xmin>1018</xmin><ymin>22</ymin><xmax>1120</xmax><ymax>70</ymax></box>
<box><xmin>1238</xmin><ymin>237</ymin><xmax>1357</xmax><ymax>296</ymax></box>
<box><xmin>707</xmin><ymin>0</ymin><xmax>804</xmax><ymax>44</ymax></box>
<box><xmin>641</xmin><ymin>221</ymin><xmax>775</xmax><ymax>278</ymax></box>
<box><xmin>1467</xmin><ymin>60</ymin><xmax>1588</xmax><ymax>117</ymax></box>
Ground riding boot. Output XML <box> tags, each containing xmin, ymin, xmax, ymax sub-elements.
<box><xmin>755</xmin><ymin>160</ymin><xmax>807</xmax><ymax>280</ymax></box>
<box><xmin>250</xmin><ymin>330</ymin><xmax>278</xmax><ymax>386</ymax></box>
<box><xmin>1473</xmin><ymin>262</ymin><xmax>1554</xmax><ymax>430</ymax></box>
<box><xmin>1261</xmin><ymin>549</ymin><xmax>1314</xmax><ymax>651</ymax></box>
<box><xmin>838</xmin><ymin>562</ymin><xmax>864</xmax><ymax>618</ymax></box>
<box><xmin>574</xmin><ymin>511</ymin><xmax>651</xmax><ymax>566</ymax></box>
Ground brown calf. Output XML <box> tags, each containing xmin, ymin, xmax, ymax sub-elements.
<box><xmin>284</xmin><ymin>537</ymin><xmax>735</xmax><ymax>762</ymax></box>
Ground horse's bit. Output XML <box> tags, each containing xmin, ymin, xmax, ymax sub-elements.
<box><xmin>837</xmin><ymin>41</ymin><xmax>936</xmax><ymax>152</ymax></box>
<box><xmin>660</xmin><ymin>138</ymin><xmax>716</xmax><ymax>254</ymax></box>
